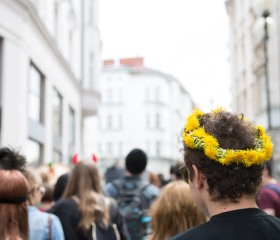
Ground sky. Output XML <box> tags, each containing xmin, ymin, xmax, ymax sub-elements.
<box><xmin>99</xmin><ymin>0</ymin><xmax>231</xmax><ymax>112</ymax></box>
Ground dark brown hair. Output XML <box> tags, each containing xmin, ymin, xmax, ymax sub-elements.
<box><xmin>0</xmin><ymin>170</ymin><xmax>29</xmax><ymax>240</ymax></box>
<box><xmin>183</xmin><ymin>111</ymin><xmax>264</xmax><ymax>202</ymax></box>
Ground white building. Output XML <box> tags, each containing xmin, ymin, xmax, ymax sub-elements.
<box><xmin>226</xmin><ymin>0</ymin><xmax>280</xmax><ymax>177</ymax></box>
<box><xmin>0</xmin><ymin>0</ymin><xmax>101</xmax><ymax>165</ymax></box>
<box><xmin>84</xmin><ymin>58</ymin><xmax>194</xmax><ymax>176</ymax></box>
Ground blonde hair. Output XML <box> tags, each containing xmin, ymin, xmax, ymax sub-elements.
<box><xmin>62</xmin><ymin>160</ymin><xmax>108</xmax><ymax>236</ymax></box>
<box><xmin>24</xmin><ymin>167</ymin><xmax>42</xmax><ymax>206</ymax></box>
<box><xmin>149</xmin><ymin>181</ymin><xmax>206</xmax><ymax>240</ymax></box>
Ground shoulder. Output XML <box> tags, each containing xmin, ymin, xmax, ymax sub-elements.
<box><xmin>142</xmin><ymin>184</ymin><xmax>160</xmax><ymax>199</ymax></box>
<box><xmin>104</xmin><ymin>182</ymin><xmax>119</xmax><ymax>198</ymax></box>
<box><xmin>169</xmin><ymin>223</ymin><xmax>207</xmax><ymax>240</ymax></box>
<box><xmin>48</xmin><ymin>198</ymin><xmax>78</xmax><ymax>215</ymax></box>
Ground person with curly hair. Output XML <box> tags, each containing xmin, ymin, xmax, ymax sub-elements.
<box><xmin>148</xmin><ymin>181</ymin><xmax>206</xmax><ymax>240</ymax></box>
<box><xmin>170</xmin><ymin>108</ymin><xmax>280</xmax><ymax>240</ymax></box>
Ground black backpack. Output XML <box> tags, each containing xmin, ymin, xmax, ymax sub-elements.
<box><xmin>112</xmin><ymin>179</ymin><xmax>150</xmax><ymax>240</ymax></box>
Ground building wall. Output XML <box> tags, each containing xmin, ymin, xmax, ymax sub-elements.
<box><xmin>84</xmin><ymin>64</ymin><xmax>194</xmax><ymax>177</ymax></box>
<box><xmin>0</xmin><ymin>0</ymin><xmax>101</xmax><ymax>165</ymax></box>
<box><xmin>226</xmin><ymin>0</ymin><xmax>280</xmax><ymax>177</ymax></box>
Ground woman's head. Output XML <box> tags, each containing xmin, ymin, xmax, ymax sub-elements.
<box><xmin>63</xmin><ymin>160</ymin><xmax>102</xmax><ymax>198</ymax></box>
<box><xmin>24</xmin><ymin>167</ymin><xmax>44</xmax><ymax>206</ymax></box>
<box><xmin>0</xmin><ymin>170</ymin><xmax>29</xmax><ymax>240</ymax></box>
<box><xmin>149</xmin><ymin>181</ymin><xmax>206</xmax><ymax>240</ymax></box>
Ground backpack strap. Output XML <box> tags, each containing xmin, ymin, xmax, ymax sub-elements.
<box><xmin>265</xmin><ymin>184</ymin><xmax>280</xmax><ymax>195</ymax></box>
<box><xmin>48</xmin><ymin>214</ymin><xmax>52</xmax><ymax>240</ymax></box>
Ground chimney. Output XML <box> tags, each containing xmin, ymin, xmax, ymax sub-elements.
<box><xmin>120</xmin><ymin>57</ymin><xmax>144</xmax><ymax>67</ymax></box>
<box><xmin>103</xmin><ymin>59</ymin><xmax>114</xmax><ymax>66</ymax></box>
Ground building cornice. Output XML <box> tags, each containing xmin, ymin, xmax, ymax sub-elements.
<box><xmin>7</xmin><ymin>0</ymin><xmax>81</xmax><ymax>91</ymax></box>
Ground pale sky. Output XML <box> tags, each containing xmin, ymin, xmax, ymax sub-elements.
<box><xmin>99</xmin><ymin>0</ymin><xmax>231</xmax><ymax>112</ymax></box>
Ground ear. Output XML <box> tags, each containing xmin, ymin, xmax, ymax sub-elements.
<box><xmin>191</xmin><ymin>164</ymin><xmax>205</xmax><ymax>190</ymax></box>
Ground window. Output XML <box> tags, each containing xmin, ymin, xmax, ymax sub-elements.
<box><xmin>146</xmin><ymin>114</ymin><xmax>150</xmax><ymax>128</ymax></box>
<box><xmin>146</xmin><ymin>88</ymin><xmax>149</xmax><ymax>101</ymax></box>
<box><xmin>53</xmin><ymin>150</ymin><xmax>61</xmax><ymax>162</ymax></box>
<box><xmin>89</xmin><ymin>52</ymin><xmax>94</xmax><ymax>89</ymax></box>
<box><xmin>29</xmin><ymin>64</ymin><xmax>44</xmax><ymax>123</ymax></box>
<box><xmin>26</xmin><ymin>138</ymin><xmax>43</xmax><ymax>166</ymax></box>
<box><xmin>53</xmin><ymin>88</ymin><xmax>62</xmax><ymax>136</ymax></box>
<box><xmin>107</xmin><ymin>89</ymin><xmax>112</xmax><ymax>102</ymax></box>
<box><xmin>107</xmin><ymin>115</ymin><xmax>112</xmax><ymax>129</ymax></box>
<box><xmin>119</xmin><ymin>142</ymin><xmax>122</xmax><ymax>157</ymax></box>
<box><xmin>156</xmin><ymin>141</ymin><xmax>161</xmax><ymax>156</ymax></box>
<box><xmin>155</xmin><ymin>114</ymin><xmax>160</xmax><ymax>129</ymax></box>
<box><xmin>68</xmin><ymin>107</ymin><xmax>75</xmax><ymax>163</ymax></box>
<box><xmin>119</xmin><ymin>115</ymin><xmax>122</xmax><ymax>129</ymax></box>
<box><xmin>89</xmin><ymin>0</ymin><xmax>93</xmax><ymax>25</ymax></box>
<box><xmin>107</xmin><ymin>142</ymin><xmax>112</xmax><ymax>154</ymax></box>
<box><xmin>155</xmin><ymin>87</ymin><xmax>160</xmax><ymax>101</ymax></box>
<box><xmin>98</xmin><ymin>143</ymin><xmax>102</xmax><ymax>154</ymax></box>
<box><xmin>118</xmin><ymin>88</ymin><xmax>122</xmax><ymax>102</ymax></box>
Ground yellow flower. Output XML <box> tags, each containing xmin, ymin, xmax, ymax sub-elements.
<box><xmin>203</xmin><ymin>136</ymin><xmax>219</xmax><ymax>148</ymax></box>
<box><xmin>238</xmin><ymin>115</ymin><xmax>249</xmax><ymax>122</ymax></box>
<box><xmin>192</xmin><ymin>127</ymin><xmax>208</xmax><ymax>139</ymax></box>
<box><xmin>264</xmin><ymin>142</ymin><xmax>273</xmax><ymax>160</ymax></box>
<box><xmin>204</xmin><ymin>146</ymin><xmax>218</xmax><ymax>160</ymax></box>
<box><xmin>223</xmin><ymin>150</ymin><xmax>236</xmax><ymax>165</ymax></box>
<box><xmin>235</xmin><ymin>151</ymin><xmax>245</xmax><ymax>163</ymax></box>
<box><xmin>193</xmin><ymin>108</ymin><xmax>204</xmax><ymax>117</ymax></box>
<box><xmin>257</xmin><ymin>125</ymin><xmax>266</xmax><ymax>138</ymax></box>
<box><xmin>211</xmin><ymin>107</ymin><xmax>227</xmax><ymax>115</ymax></box>
<box><xmin>245</xmin><ymin>150</ymin><xmax>258</xmax><ymax>167</ymax></box>
<box><xmin>185</xmin><ymin>116</ymin><xmax>200</xmax><ymax>132</ymax></box>
<box><xmin>256</xmin><ymin>150</ymin><xmax>265</xmax><ymax>165</ymax></box>
<box><xmin>183</xmin><ymin>133</ymin><xmax>195</xmax><ymax>149</ymax></box>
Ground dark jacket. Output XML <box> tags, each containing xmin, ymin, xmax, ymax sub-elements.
<box><xmin>47</xmin><ymin>197</ymin><xmax>130</xmax><ymax>240</ymax></box>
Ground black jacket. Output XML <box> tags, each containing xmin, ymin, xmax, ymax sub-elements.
<box><xmin>47</xmin><ymin>197</ymin><xmax>130</xmax><ymax>240</ymax></box>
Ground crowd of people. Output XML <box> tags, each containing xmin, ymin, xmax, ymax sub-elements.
<box><xmin>1</xmin><ymin>108</ymin><xmax>280</xmax><ymax>240</ymax></box>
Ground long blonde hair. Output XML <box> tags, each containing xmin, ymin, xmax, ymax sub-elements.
<box><xmin>149</xmin><ymin>181</ymin><xmax>206</xmax><ymax>240</ymax></box>
<box><xmin>62</xmin><ymin>160</ymin><xmax>107</xmax><ymax>236</ymax></box>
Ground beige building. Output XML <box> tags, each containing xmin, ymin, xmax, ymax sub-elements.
<box><xmin>226</xmin><ymin>0</ymin><xmax>280</xmax><ymax>177</ymax></box>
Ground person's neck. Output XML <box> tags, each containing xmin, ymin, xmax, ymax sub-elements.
<box><xmin>207</xmin><ymin>196</ymin><xmax>258</xmax><ymax>218</ymax></box>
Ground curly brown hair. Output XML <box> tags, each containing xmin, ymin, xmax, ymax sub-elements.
<box><xmin>183</xmin><ymin>111</ymin><xmax>264</xmax><ymax>202</ymax></box>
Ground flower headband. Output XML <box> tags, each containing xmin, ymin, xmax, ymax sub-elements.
<box><xmin>182</xmin><ymin>107</ymin><xmax>273</xmax><ymax>167</ymax></box>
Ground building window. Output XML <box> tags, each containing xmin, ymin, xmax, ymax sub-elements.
<box><xmin>146</xmin><ymin>88</ymin><xmax>149</xmax><ymax>101</ymax></box>
<box><xmin>155</xmin><ymin>114</ymin><xmax>160</xmax><ymax>129</ymax></box>
<box><xmin>89</xmin><ymin>0</ymin><xmax>93</xmax><ymax>25</ymax></box>
<box><xmin>53</xmin><ymin>88</ymin><xmax>62</xmax><ymax>136</ymax></box>
<box><xmin>28</xmin><ymin>64</ymin><xmax>44</xmax><ymax>123</ymax></box>
<box><xmin>107</xmin><ymin>142</ymin><xmax>112</xmax><ymax>154</ymax></box>
<box><xmin>98</xmin><ymin>143</ymin><xmax>102</xmax><ymax>154</ymax></box>
<box><xmin>107</xmin><ymin>89</ymin><xmax>112</xmax><ymax>102</ymax></box>
<box><xmin>119</xmin><ymin>142</ymin><xmax>122</xmax><ymax>157</ymax></box>
<box><xmin>68</xmin><ymin>107</ymin><xmax>75</xmax><ymax>164</ymax></box>
<box><xmin>156</xmin><ymin>141</ymin><xmax>160</xmax><ymax>156</ymax></box>
<box><xmin>89</xmin><ymin>52</ymin><xmax>94</xmax><ymax>89</ymax></box>
<box><xmin>26</xmin><ymin>138</ymin><xmax>43</xmax><ymax>166</ymax></box>
<box><xmin>107</xmin><ymin>115</ymin><xmax>112</xmax><ymax>129</ymax></box>
<box><xmin>118</xmin><ymin>88</ymin><xmax>122</xmax><ymax>102</ymax></box>
<box><xmin>119</xmin><ymin>115</ymin><xmax>122</xmax><ymax>129</ymax></box>
<box><xmin>53</xmin><ymin>150</ymin><xmax>61</xmax><ymax>162</ymax></box>
<box><xmin>155</xmin><ymin>87</ymin><xmax>160</xmax><ymax>101</ymax></box>
<box><xmin>146</xmin><ymin>114</ymin><xmax>150</xmax><ymax>128</ymax></box>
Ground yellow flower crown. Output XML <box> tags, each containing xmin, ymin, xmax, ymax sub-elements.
<box><xmin>182</xmin><ymin>107</ymin><xmax>273</xmax><ymax>167</ymax></box>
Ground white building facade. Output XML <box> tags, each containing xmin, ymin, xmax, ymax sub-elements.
<box><xmin>226</xmin><ymin>0</ymin><xmax>280</xmax><ymax>177</ymax></box>
<box><xmin>0</xmin><ymin>0</ymin><xmax>101</xmax><ymax>166</ymax></box>
<box><xmin>84</xmin><ymin>58</ymin><xmax>194</xmax><ymax>176</ymax></box>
